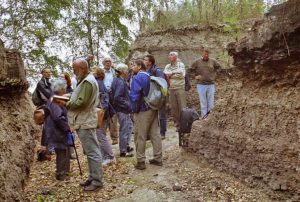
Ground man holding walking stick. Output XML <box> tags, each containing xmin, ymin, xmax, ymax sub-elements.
<box><xmin>66</xmin><ymin>59</ymin><xmax>103</xmax><ymax>192</ymax></box>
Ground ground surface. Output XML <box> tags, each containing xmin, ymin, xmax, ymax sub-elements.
<box><xmin>24</xmin><ymin>123</ymin><xmax>271</xmax><ymax>202</ymax></box>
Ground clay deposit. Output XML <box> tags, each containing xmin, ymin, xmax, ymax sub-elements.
<box><xmin>0</xmin><ymin>39</ymin><xmax>39</xmax><ymax>201</ymax></box>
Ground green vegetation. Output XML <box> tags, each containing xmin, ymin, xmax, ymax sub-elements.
<box><xmin>0</xmin><ymin>0</ymin><xmax>133</xmax><ymax>79</ymax></box>
<box><xmin>141</xmin><ymin>0</ymin><xmax>287</xmax><ymax>32</ymax></box>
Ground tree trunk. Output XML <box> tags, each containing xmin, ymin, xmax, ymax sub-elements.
<box><xmin>239</xmin><ymin>0</ymin><xmax>244</xmax><ymax>19</ymax></box>
<box><xmin>196</xmin><ymin>0</ymin><xmax>202</xmax><ymax>19</ymax></box>
<box><xmin>86</xmin><ymin>0</ymin><xmax>93</xmax><ymax>55</ymax></box>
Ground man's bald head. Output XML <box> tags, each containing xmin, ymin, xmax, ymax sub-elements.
<box><xmin>73</xmin><ymin>58</ymin><xmax>88</xmax><ymax>69</ymax></box>
<box><xmin>72</xmin><ymin>59</ymin><xmax>89</xmax><ymax>79</ymax></box>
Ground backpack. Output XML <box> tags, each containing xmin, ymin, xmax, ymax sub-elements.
<box><xmin>179</xmin><ymin>107</ymin><xmax>199</xmax><ymax>133</ymax></box>
<box><xmin>153</xmin><ymin>67</ymin><xmax>170</xmax><ymax>87</ymax></box>
<box><xmin>33</xmin><ymin>105</ymin><xmax>50</xmax><ymax>125</ymax></box>
<box><xmin>185</xmin><ymin>74</ymin><xmax>191</xmax><ymax>91</ymax></box>
<box><xmin>140</xmin><ymin>72</ymin><xmax>168</xmax><ymax>110</ymax></box>
<box><xmin>32</xmin><ymin>88</ymin><xmax>44</xmax><ymax>107</ymax></box>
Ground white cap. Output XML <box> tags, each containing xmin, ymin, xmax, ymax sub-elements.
<box><xmin>115</xmin><ymin>63</ymin><xmax>128</xmax><ymax>72</ymax></box>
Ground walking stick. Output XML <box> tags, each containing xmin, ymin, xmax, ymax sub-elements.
<box><xmin>71</xmin><ymin>134</ymin><xmax>83</xmax><ymax>176</ymax></box>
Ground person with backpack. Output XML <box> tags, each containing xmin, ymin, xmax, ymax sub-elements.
<box><xmin>44</xmin><ymin>78</ymin><xmax>71</xmax><ymax>181</ymax></box>
<box><xmin>144</xmin><ymin>54</ymin><xmax>167</xmax><ymax>139</ymax></box>
<box><xmin>164</xmin><ymin>51</ymin><xmax>187</xmax><ymax>131</ymax></box>
<box><xmin>130</xmin><ymin>60</ymin><xmax>163</xmax><ymax>170</ymax></box>
<box><xmin>102</xmin><ymin>57</ymin><xmax>119</xmax><ymax>145</ymax></box>
<box><xmin>111</xmin><ymin>63</ymin><xmax>134</xmax><ymax>158</ymax></box>
<box><xmin>93</xmin><ymin>67</ymin><xmax>116</xmax><ymax>166</ymax></box>
<box><xmin>190</xmin><ymin>49</ymin><xmax>221</xmax><ymax>119</ymax></box>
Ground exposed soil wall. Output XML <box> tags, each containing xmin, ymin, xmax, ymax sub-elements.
<box><xmin>186</xmin><ymin>66</ymin><xmax>300</xmax><ymax>200</ymax></box>
<box><xmin>0</xmin><ymin>39</ymin><xmax>38</xmax><ymax>201</ymax></box>
<box><xmin>186</xmin><ymin>0</ymin><xmax>300</xmax><ymax>200</ymax></box>
<box><xmin>128</xmin><ymin>25</ymin><xmax>235</xmax><ymax>69</ymax></box>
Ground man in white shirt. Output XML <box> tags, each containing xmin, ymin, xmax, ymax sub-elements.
<box><xmin>164</xmin><ymin>52</ymin><xmax>187</xmax><ymax>130</ymax></box>
<box><xmin>102</xmin><ymin>57</ymin><xmax>119</xmax><ymax>145</ymax></box>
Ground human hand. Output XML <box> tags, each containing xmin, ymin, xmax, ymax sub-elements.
<box><xmin>195</xmin><ymin>75</ymin><xmax>203</xmax><ymax>80</ymax></box>
<box><xmin>53</xmin><ymin>99</ymin><xmax>66</xmax><ymax>107</ymax></box>
<box><xmin>70</xmin><ymin>127</ymin><xmax>76</xmax><ymax>132</ymax></box>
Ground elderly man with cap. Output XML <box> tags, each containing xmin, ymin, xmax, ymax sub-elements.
<box><xmin>164</xmin><ymin>51</ymin><xmax>187</xmax><ymax>131</ymax></box>
<box><xmin>66</xmin><ymin>59</ymin><xmax>103</xmax><ymax>192</ymax></box>
<box><xmin>102</xmin><ymin>57</ymin><xmax>119</xmax><ymax>145</ymax></box>
<box><xmin>111</xmin><ymin>63</ymin><xmax>134</xmax><ymax>157</ymax></box>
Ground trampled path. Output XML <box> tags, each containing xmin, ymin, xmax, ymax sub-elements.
<box><xmin>25</xmin><ymin>123</ymin><xmax>271</xmax><ymax>201</ymax></box>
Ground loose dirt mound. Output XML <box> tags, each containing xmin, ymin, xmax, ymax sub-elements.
<box><xmin>0</xmin><ymin>39</ymin><xmax>38</xmax><ymax>201</ymax></box>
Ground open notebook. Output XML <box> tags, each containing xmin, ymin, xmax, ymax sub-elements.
<box><xmin>53</xmin><ymin>95</ymin><xmax>70</xmax><ymax>101</ymax></box>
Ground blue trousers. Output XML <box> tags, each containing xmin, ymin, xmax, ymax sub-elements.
<box><xmin>196</xmin><ymin>84</ymin><xmax>215</xmax><ymax>118</ymax></box>
<box><xmin>96</xmin><ymin>120</ymin><xmax>115</xmax><ymax>160</ymax></box>
<box><xmin>116</xmin><ymin>112</ymin><xmax>133</xmax><ymax>153</ymax></box>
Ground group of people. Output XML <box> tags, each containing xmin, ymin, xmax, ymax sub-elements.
<box><xmin>33</xmin><ymin>49</ymin><xmax>221</xmax><ymax>192</ymax></box>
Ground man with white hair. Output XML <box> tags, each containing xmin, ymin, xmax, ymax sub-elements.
<box><xmin>164</xmin><ymin>51</ymin><xmax>187</xmax><ymax>130</ymax></box>
<box><xmin>102</xmin><ymin>57</ymin><xmax>119</xmax><ymax>145</ymax></box>
<box><xmin>66</xmin><ymin>59</ymin><xmax>103</xmax><ymax>192</ymax></box>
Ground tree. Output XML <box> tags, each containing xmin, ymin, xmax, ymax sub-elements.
<box><xmin>0</xmin><ymin>0</ymin><xmax>73</xmax><ymax>78</ymax></box>
<box><xmin>60</xmin><ymin>0</ymin><xmax>133</xmax><ymax>64</ymax></box>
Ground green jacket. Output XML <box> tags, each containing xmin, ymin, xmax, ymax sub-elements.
<box><xmin>67</xmin><ymin>73</ymin><xmax>99</xmax><ymax>130</ymax></box>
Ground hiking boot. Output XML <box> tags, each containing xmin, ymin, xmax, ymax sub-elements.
<box><xmin>79</xmin><ymin>179</ymin><xmax>92</xmax><ymax>187</ymax></box>
<box><xmin>120</xmin><ymin>152</ymin><xmax>134</xmax><ymax>157</ymax></box>
<box><xmin>127</xmin><ymin>146</ymin><xmax>134</xmax><ymax>153</ymax></box>
<box><xmin>149</xmin><ymin>159</ymin><xmax>163</xmax><ymax>166</ymax></box>
<box><xmin>102</xmin><ymin>157</ymin><xmax>116</xmax><ymax>167</ymax></box>
<box><xmin>83</xmin><ymin>183</ymin><xmax>103</xmax><ymax>192</ymax></box>
<box><xmin>135</xmin><ymin>162</ymin><xmax>146</xmax><ymax>170</ymax></box>
<box><xmin>161</xmin><ymin>134</ymin><xmax>166</xmax><ymax>140</ymax></box>
<box><xmin>112</xmin><ymin>139</ymin><xmax>118</xmax><ymax>145</ymax></box>
<box><xmin>56</xmin><ymin>174</ymin><xmax>68</xmax><ymax>181</ymax></box>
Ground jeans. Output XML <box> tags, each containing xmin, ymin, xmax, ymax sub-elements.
<box><xmin>159</xmin><ymin>104</ymin><xmax>167</xmax><ymax>135</ymax></box>
<box><xmin>116</xmin><ymin>112</ymin><xmax>133</xmax><ymax>153</ymax></box>
<box><xmin>196</xmin><ymin>84</ymin><xmax>215</xmax><ymax>118</ymax></box>
<box><xmin>77</xmin><ymin>129</ymin><xmax>103</xmax><ymax>186</ymax></box>
<box><xmin>96</xmin><ymin>120</ymin><xmax>115</xmax><ymax>160</ymax></box>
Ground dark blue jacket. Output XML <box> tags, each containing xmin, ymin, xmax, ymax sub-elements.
<box><xmin>130</xmin><ymin>71</ymin><xmax>150</xmax><ymax>113</ymax></box>
<box><xmin>37</xmin><ymin>77</ymin><xmax>53</xmax><ymax>105</ymax></box>
<box><xmin>111</xmin><ymin>77</ymin><xmax>131</xmax><ymax>114</ymax></box>
<box><xmin>45</xmin><ymin>100</ymin><xmax>70</xmax><ymax>150</ymax></box>
<box><xmin>96</xmin><ymin>78</ymin><xmax>109</xmax><ymax>110</ymax></box>
<box><xmin>147</xmin><ymin>65</ymin><xmax>165</xmax><ymax>78</ymax></box>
